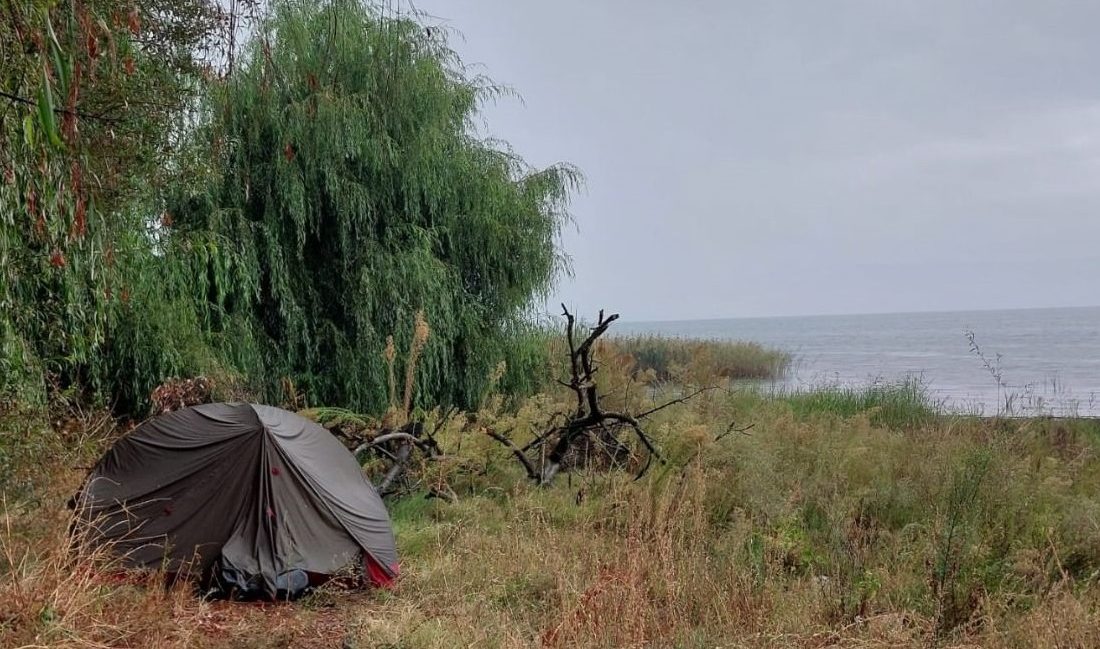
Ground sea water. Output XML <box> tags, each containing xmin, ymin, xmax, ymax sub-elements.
<box><xmin>616</xmin><ymin>306</ymin><xmax>1100</xmax><ymax>416</ymax></box>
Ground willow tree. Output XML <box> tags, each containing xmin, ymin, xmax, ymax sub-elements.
<box><xmin>0</xmin><ymin>1</ymin><xmax>233</xmax><ymax>406</ymax></box>
<box><xmin>170</xmin><ymin>1</ymin><xmax>579</xmax><ymax>412</ymax></box>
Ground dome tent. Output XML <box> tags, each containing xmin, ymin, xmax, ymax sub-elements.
<box><xmin>72</xmin><ymin>403</ymin><xmax>397</xmax><ymax>599</ymax></box>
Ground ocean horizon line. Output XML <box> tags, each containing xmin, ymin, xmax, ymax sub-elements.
<box><xmin>615</xmin><ymin>303</ymin><xmax>1100</xmax><ymax>326</ymax></box>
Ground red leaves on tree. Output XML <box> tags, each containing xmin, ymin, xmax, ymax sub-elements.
<box><xmin>128</xmin><ymin>7</ymin><xmax>141</xmax><ymax>36</ymax></box>
<box><xmin>62</xmin><ymin>60</ymin><xmax>83</xmax><ymax>142</ymax></box>
<box><xmin>27</xmin><ymin>190</ymin><xmax>45</xmax><ymax>237</ymax></box>
<box><xmin>123</xmin><ymin>57</ymin><xmax>135</xmax><ymax>76</ymax></box>
<box><xmin>69</xmin><ymin>163</ymin><xmax>86</xmax><ymax>238</ymax></box>
<box><xmin>73</xmin><ymin>196</ymin><xmax>87</xmax><ymax>238</ymax></box>
<box><xmin>284</xmin><ymin>142</ymin><xmax>295</xmax><ymax>162</ymax></box>
<box><xmin>49</xmin><ymin>249</ymin><xmax>66</xmax><ymax>268</ymax></box>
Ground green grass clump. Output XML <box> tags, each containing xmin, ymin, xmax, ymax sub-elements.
<box><xmin>782</xmin><ymin>378</ymin><xmax>939</xmax><ymax>429</ymax></box>
<box><xmin>606</xmin><ymin>334</ymin><xmax>790</xmax><ymax>383</ymax></box>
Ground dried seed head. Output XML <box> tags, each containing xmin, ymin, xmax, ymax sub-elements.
<box><xmin>488</xmin><ymin>360</ymin><xmax>506</xmax><ymax>385</ymax></box>
<box><xmin>414</xmin><ymin>310</ymin><xmax>430</xmax><ymax>347</ymax></box>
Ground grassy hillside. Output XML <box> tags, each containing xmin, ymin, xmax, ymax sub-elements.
<box><xmin>4</xmin><ymin>375</ymin><xmax>1100</xmax><ymax>648</ymax></box>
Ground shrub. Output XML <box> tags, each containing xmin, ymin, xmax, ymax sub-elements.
<box><xmin>604</xmin><ymin>335</ymin><xmax>790</xmax><ymax>384</ymax></box>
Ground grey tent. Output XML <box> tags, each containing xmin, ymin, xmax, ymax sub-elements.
<box><xmin>72</xmin><ymin>403</ymin><xmax>398</xmax><ymax>599</ymax></box>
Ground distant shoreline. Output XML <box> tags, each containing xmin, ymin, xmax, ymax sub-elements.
<box><xmin>617</xmin><ymin>303</ymin><xmax>1100</xmax><ymax>326</ymax></box>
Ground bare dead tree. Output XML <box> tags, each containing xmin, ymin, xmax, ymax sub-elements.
<box><xmin>488</xmin><ymin>305</ymin><xmax>713</xmax><ymax>486</ymax></box>
<box><xmin>312</xmin><ymin>306</ymin><xmax>725</xmax><ymax>498</ymax></box>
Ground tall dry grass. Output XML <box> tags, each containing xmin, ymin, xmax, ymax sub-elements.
<box><xmin>4</xmin><ymin>352</ymin><xmax>1100</xmax><ymax>647</ymax></box>
<box><xmin>339</xmin><ymin>393</ymin><xmax>1100</xmax><ymax>648</ymax></box>
<box><xmin>1</xmin><ymin>524</ymin><xmax>204</xmax><ymax>648</ymax></box>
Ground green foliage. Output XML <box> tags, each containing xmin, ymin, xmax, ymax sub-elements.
<box><xmin>782</xmin><ymin>377</ymin><xmax>939</xmax><ymax>429</ymax></box>
<box><xmin>0</xmin><ymin>403</ymin><xmax>47</xmax><ymax>502</ymax></box>
<box><xmin>0</xmin><ymin>1</ymin><xmax>228</xmax><ymax>408</ymax></box>
<box><xmin>166</xmin><ymin>0</ymin><xmax>580</xmax><ymax>412</ymax></box>
<box><xmin>479</xmin><ymin>321</ymin><xmax>558</xmax><ymax>403</ymax></box>
<box><xmin>931</xmin><ymin>448</ymin><xmax>994</xmax><ymax>637</ymax></box>
<box><xmin>684</xmin><ymin>389</ymin><xmax>1100</xmax><ymax>638</ymax></box>
<box><xmin>2</xmin><ymin>0</ymin><xmax>573</xmax><ymax>415</ymax></box>
<box><xmin>607</xmin><ymin>334</ymin><xmax>790</xmax><ymax>383</ymax></box>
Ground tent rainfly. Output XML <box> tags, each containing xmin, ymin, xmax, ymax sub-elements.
<box><xmin>72</xmin><ymin>403</ymin><xmax>398</xmax><ymax>599</ymax></box>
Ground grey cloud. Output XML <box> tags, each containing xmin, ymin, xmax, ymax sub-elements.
<box><xmin>416</xmin><ymin>0</ymin><xmax>1100</xmax><ymax>319</ymax></box>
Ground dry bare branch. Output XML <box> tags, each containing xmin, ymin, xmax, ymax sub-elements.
<box><xmin>487</xmin><ymin>306</ymin><xmax>712</xmax><ymax>486</ymax></box>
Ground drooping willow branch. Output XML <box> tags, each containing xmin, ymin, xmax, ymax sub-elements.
<box><xmin>0</xmin><ymin>90</ymin><xmax>126</xmax><ymax>124</ymax></box>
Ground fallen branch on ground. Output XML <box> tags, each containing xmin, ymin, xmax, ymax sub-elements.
<box><xmin>315</xmin><ymin>408</ymin><xmax>456</xmax><ymax>498</ymax></box>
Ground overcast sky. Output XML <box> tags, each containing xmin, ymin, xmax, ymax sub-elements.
<box><xmin>414</xmin><ymin>0</ymin><xmax>1100</xmax><ymax>321</ymax></box>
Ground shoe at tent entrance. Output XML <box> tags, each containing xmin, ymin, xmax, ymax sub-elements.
<box><xmin>70</xmin><ymin>403</ymin><xmax>399</xmax><ymax>601</ymax></box>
